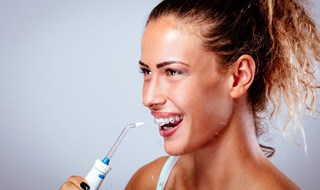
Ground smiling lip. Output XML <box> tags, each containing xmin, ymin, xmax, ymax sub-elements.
<box><xmin>160</xmin><ymin>123</ymin><xmax>180</xmax><ymax>137</ymax></box>
<box><xmin>152</xmin><ymin>112</ymin><xmax>183</xmax><ymax>138</ymax></box>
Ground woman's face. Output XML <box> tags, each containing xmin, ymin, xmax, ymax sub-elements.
<box><xmin>140</xmin><ymin>17</ymin><xmax>234</xmax><ymax>155</ymax></box>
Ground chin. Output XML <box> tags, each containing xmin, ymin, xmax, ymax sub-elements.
<box><xmin>164</xmin><ymin>143</ymin><xmax>188</xmax><ymax>156</ymax></box>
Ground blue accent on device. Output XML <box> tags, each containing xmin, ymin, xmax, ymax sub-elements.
<box><xmin>101</xmin><ymin>157</ymin><xmax>110</xmax><ymax>165</ymax></box>
<box><xmin>98</xmin><ymin>174</ymin><xmax>105</xmax><ymax>179</ymax></box>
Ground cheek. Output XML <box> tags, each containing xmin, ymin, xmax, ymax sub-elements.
<box><xmin>187</xmin><ymin>80</ymin><xmax>232</xmax><ymax>125</ymax></box>
<box><xmin>166</xmin><ymin>83</ymin><xmax>193</xmax><ymax>108</ymax></box>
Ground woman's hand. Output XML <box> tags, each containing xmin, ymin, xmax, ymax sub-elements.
<box><xmin>60</xmin><ymin>176</ymin><xmax>90</xmax><ymax>190</ymax></box>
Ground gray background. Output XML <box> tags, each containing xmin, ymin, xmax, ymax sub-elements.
<box><xmin>0</xmin><ymin>0</ymin><xmax>319</xmax><ymax>189</ymax></box>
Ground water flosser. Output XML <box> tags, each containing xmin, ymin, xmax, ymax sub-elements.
<box><xmin>85</xmin><ymin>122</ymin><xmax>145</xmax><ymax>190</ymax></box>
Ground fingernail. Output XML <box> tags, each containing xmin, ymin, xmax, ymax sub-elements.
<box><xmin>80</xmin><ymin>182</ymin><xmax>90</xmax><ymax>190</ymax></box>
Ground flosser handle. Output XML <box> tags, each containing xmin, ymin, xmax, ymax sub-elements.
<box><xmin>85</xmin><ymin>159</ymin><xmax>111</xmax><ymax>190</ymax></box>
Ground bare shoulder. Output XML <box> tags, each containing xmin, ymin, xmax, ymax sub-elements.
<box><xmin>249</xmin><ymin>161</ymin><xmax>301</xmax><ymax>190</ymax></box>
<box><xmin>125</xmin><ymin>156</ymin><xmax>169</xmax><ymax>190</ymax></box>
<box><xmin>258</xmin><ymin>171</ymin><xmax>300</xmax><ymax>190</ymax></box>
<box><xmin>251</xmin><ymin>174</ymin><xmax>301</xmax><ymax>190</ymax></box>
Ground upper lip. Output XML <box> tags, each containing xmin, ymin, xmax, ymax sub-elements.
<box><xmin>152</xmin><ymin>111</ymin><xmax>181</xmax><ymax>118</ymax></box>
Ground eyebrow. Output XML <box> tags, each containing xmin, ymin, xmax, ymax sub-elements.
<box><xmin>139</xmin><ymin>60</ymin><xmax>189</xmax><ymax>69</ymax></box>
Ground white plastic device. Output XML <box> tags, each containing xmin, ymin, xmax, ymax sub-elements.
<box><xmin>85</xmin><ymin>159</ymin><xmax>111</xmax><ymax>190</ymax></box>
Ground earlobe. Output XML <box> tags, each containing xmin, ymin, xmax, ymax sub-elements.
<box><xmin>230</xmin><ymin>55</ymin><xmax>256</xmax><ymax>98</ymax></box>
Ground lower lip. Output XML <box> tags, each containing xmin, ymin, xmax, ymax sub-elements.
<box><xmin>159</xmin><ymin>123</ymin><xmax>181</xmax><ymax>137</ymax></box>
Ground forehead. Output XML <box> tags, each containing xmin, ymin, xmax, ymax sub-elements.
<box><xmin>140</xmin><ymin>17</ymin><xmax>221</xmax><ymax>74</ymax></box>
<box><xmin>141</xmin><ymin>17</ymin><xmax>205</xmax><ymax>61</ymax></box>
<box><xmin>145</xmin><ymin>16</ymin><xmax>202</xmax><ymax>41</ymax></box>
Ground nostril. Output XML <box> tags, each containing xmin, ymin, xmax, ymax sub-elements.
<box><xmin>142</xmin><ymin>95</ymin><xmax>166</xmax><ymax>109</ymax></box>
<box><xmin>142</xmin><ymin>96</ymin><xmax>154</xmax><ymax>108</ymax></box>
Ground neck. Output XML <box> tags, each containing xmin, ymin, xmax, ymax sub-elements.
<box><xmin>182</xmin><ymin>99</ymin><xmax>267</xmax><ymax>189</ymax></box>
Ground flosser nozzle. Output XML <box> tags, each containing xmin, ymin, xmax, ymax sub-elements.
<box><xmin>105</xmin><ymin>122</ymin><xmax>145</xmax><ymax>162</ymax></box>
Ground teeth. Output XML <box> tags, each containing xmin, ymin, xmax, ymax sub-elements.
<box><xmin>154</xmin><ymin>115</ymin><xmax>183</xmax><ymax>126</ymax></box>
<box><xmin>159</xmin><ymin>118</ymin><xmax>165</xmax><ymax>126</ymax></box>
<box><xmin>162</xmin><ymin>126</ymin><xmax>171</xmax><ymax>130</ymax></box>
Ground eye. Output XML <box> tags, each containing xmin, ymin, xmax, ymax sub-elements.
<box><xmin>165</xmin><ymin>68</ymin><xmax>183</xmax><ymax>76</ymax></box>
<box><xmin>139</xmin><ymin>67</ymin><xmax>152</xmax><ymax>75</ymax></box>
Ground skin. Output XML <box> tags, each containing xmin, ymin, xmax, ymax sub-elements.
<box><xmin>60</xmin><ymin>16</ymin><xmax>300</xmax><ymax>190</ymax></box>
<box><xmin>125</xmin><ymin>17</ymin><xmax>301</xmax><ymax>190</ymax></box>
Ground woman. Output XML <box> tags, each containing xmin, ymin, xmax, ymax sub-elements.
<box><xmin>61</xmin><ymin>0</ymin><xmax>319</xmax><ymax>189</ymax></box>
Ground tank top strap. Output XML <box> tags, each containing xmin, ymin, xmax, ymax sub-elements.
<box><xmin>156</xmin><ymin>156</ymin><xmax>181</xmax><ymax>190</ymax></box>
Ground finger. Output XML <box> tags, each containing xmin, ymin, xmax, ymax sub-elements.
<box><xmin>61</xmin><ymin>176</ymin><xmax>90</xmax><ymax>190</ymax></box>
<box><xmin>60</xmin><ymin>181</ymin><xmax>80</xmax><ymax>190</ymax></box>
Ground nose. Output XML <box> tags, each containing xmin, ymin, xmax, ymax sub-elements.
<box><xmin>142</xmin><ymin>76</ymin><xmax>166</xmax><ymax>109</ymax></box>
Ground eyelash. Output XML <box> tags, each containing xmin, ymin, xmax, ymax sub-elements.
<box><xmin>139</xmin><ymin>68</ymin><xmax>152</xmax><ymax>75</ymax></box>
<box><xmin>139</xmin><ymin>67</ymin><xmax>184</xmax><ymax>76</ymax></box>
<box><xmin>165</xmin><ymin>68</ymin><xmax>183</xmax><ymax>76</ymax></box>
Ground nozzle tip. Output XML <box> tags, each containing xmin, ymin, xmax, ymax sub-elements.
<box><xmin>126</xmin><ymin>122</ymin><xmax>146</xmax><ymax>129</ymax></box>
<box><xmin>135</xmin><ymin>122</ymin><xmax>145</xmax><ymax>127</ymax></box>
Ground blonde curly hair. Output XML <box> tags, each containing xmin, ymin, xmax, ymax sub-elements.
<box><xmin>262</xmin><ymin>0</ymin><xmax>320</xmax><ymax>152</ymax></box>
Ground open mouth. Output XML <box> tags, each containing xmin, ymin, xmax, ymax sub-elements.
<box><xmin>161</xmin><ymin>122</ymin><xmax>177</xmax><ymax>131</ymax></box>
<box><xmin>154</xmin><ymin>115</ymin><xmax>183</xmax><ymax>131</ymax></box>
